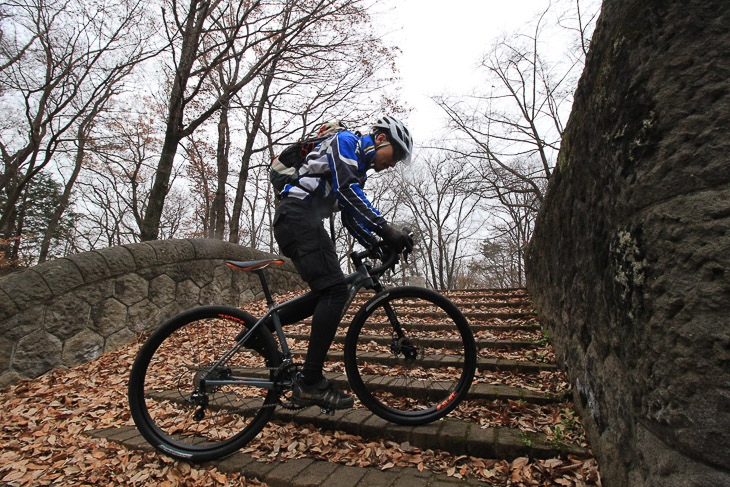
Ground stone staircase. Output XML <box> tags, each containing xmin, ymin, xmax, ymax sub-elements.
<box><xmin>86</xmin><ymin>287</ymin><xmax>594</xmax><ymax>486</ymax></box>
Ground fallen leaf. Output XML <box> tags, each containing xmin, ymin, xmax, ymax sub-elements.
<box><xmin>511</xmin><ymin>457</ymin><xmax>529</xmax><ymax>469</ymax></box>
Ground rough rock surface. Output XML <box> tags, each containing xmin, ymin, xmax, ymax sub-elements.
<box><xmin>0</xmin><ymin>240</ymin><xmax>305</xmax><ymax>387</ymax></box>
<box><xmin>525</xmin><ymin>1</ymin><xmax>730</xmax><ymax>486</ymax></box>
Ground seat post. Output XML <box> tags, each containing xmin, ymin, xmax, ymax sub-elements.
<box><xmin>254</xmin><ymin>270</ymin><xmax>275</xmax><ymax>307</ymax></box>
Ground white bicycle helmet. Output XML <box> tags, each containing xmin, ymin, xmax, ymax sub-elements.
<box><xmin>372</xmin><ymin>115</ymin><xmax>413</xmax><ymax>164</ymax></box>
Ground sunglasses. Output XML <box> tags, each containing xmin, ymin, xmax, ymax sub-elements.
<box><xmin>376</xmin><ymin>138</ymin><xmax>404</xmax><ymax>162</ymax></box>
<box><xmin>391</xmin><ymin>144</ymin><xmax>405</xmax><ymax>162</ymax></box>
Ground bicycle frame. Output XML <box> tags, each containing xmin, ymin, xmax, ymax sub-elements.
<box><xmin>198</xmin><ymin>251</ymin><xmax>390</xmax><ymax>391</ymax></box>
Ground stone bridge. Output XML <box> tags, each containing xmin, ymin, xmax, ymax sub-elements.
<box><xmin>0</xmin><ymin>239</ymin><xmax>305</xmax><ymax>388</ymax></box>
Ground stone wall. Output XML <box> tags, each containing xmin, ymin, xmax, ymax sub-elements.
<box><xmin>525</xmin><ymin>1</ymin><xmax>730</xmax><ymax>486</ymax></box>
<box><xmin>0</xmin><ymin>239</ymin><xmax>305</xmax><ymax>388</ymax></box>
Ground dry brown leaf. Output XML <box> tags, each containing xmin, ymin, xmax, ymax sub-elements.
<box><xmin>212</xmin><ymin>472</ymin><xmax>227</xmax><ymax>483</ymax></box>
<box><xmin>512</xmin><ymin>457</ymin><xmax>529</xmax><ymax>469</ymax></box>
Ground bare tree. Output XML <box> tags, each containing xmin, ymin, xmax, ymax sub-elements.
<box><xmin>0</xmin><ymin>4</ymin><xmax>38</xmax><ymax>75</ymax></box>
<box><xmin>37</xmin><ymin>81</ymin><xmax>123</xmax><ymax>262</ymax></box>
<box><xmin>75</xmin><ymin>103</ymin><xmax>195</xmax><ymax>246</ymax></box>
<box><xmin>475</xmin><ymin>185</ymin><xmax>539</xmax><ymax>287</ymax></box>
<box><xmin>392</xmin><ymin>153</ymin><xmax>484</xmax><ymax>290</ymax></box>
<box><xmin>181</xmin><ymin>132</ymin><xmax>216</xmax><ymax>237</ymax></box>
<box><xmin>209</xmin><ymin>95</ymin><xmax>230</xmax><ymax>240</ymax></box>
<box><xmin>431</xmin><ymin>0</ymin><xmax>599</xmax><ymax>286</ymax></box>
<box><xmin>140</xmin><ymin>0</ymin><xmax>380</xmax><ymax>241</ymax></box>
<box><xmin>558</xmin><ymin>0</ymin><xmax>600</xmax><ymax>60</ymax></box>
<box><xmin>225</xmin><ymin>2</ymin><xmax>403</xmax><ymax>245</ymax></box>
<box><xmin>228</xmin><ymin>61</ymin><xmax>278</xmax><ymax>244</ymax></box>
<box><xmin>0</xmin><ymin>0</ymin><xmax>158</xmax><ymax>260</ymax></box>
<box><xmin>240</xmin><ymin>161</ymin><xmax>274</xmax><ymax>248</ymax></box>
<box><xmin>209</xmin><ymin>33</ymin><xmax>278</xmax><ymax>241</ymax></box>
<box><xmin>434</xmin><ymin>15</ymin><xmax>559</xmax><ymax>207</ymax></box>
<box><xmin>435</xmin><ymin>0</ymin><xmax>599</xmax><ymax>209</ymax></box>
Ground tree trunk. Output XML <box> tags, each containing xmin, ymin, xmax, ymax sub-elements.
<box><xmin>140</xmin><ymin>0</ymin><xmax>206</xmax><ymax>241</ymax></box>
<box><xmin>229</xmin><ymin>63</ymin><xmax>276</xmax><ymax>243</ymax></box>
<box><xmin>210</xmin><ymin>103</ymin><xmax>230</xmax><ymax>239</ymax></box>
<box><xmin>141</xmin><ymin>129</ymin><xmax>180</xmax><ymax>241</ymax></box>
<box><xmin>38</xmin><ymin>131</ymin><xmax>88</xmax><ymax>263</ymax></box>
<box><xmin>0</xmin><ymin>148</ymin><xmax>38</xmax><ymax>241</ymax></box>
<box><xmin>229</xmin><ymin>153</ymin><xmax>250</xmax><ymax>245</ymax></box>
<box><xmin>10</xmin><ymin>186</ymin><xmax>29</xmax><ymax>262</ymax></box>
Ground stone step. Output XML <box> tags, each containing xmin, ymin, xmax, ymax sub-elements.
<box><xmin>89</xmin><ymin>406</ymin><xmax>585</xmax><ymax>468</ymax></box>
<box><xmin>269</xmin><ymin>409</ymin><xmax>586</xmax><ymax>460</ymax></box>
<box><xmin>362</xmin><ymin>310</ymin><xmax>538</xmax><ymax>320</ymax></box>
<box><xmin>441</xmin><ymin>302</ymin><xmax>533</xmax><ymax>311</ymax></box>
<box><xmin>223</xmin><ymin>370</ymin><xmax>563</xmax><ymax>405</ymax></box>
<box><xmin>439</xmin><ymin>289</ymin><xmax>530</xmax><ymax>297</ymax></box>
<box><xmin>287</xmin><ymin>333</ymin><xmax>539</xmax><ymax>351</ymax></box>
<box><xmin>297</xmin><ymin>320</ymin><xmax>541</xmax><ymax>333</ymax></box>
<box><xmin>349</xmin><ymin>299</ymin><xmax>534</xmax><ymax>310</ymax></box>
<box><xmin>290</xmin><ymin>350</ymin><xmax>558</xmax><ymax>374</ymax></box>
<box><xmin>86</xmin><ymin>426</ymin><xmax>492</xmax><ymax>487</ymax></box>
<box><xmin>354</xmin><ymin>289</ymin><xmax>530</xmax><ymax>299</ymax></box>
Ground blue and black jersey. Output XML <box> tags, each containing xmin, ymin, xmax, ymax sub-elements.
<box><xmin>280</xmin><ymin>131</ymin><xmax>386</xmax><ymax>247</ymax></box>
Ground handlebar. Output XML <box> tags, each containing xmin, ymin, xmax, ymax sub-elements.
<box><xmin>350</xmin><ymin>244</ymin><xmax>399</xmax><ymax>276</ymax></box>
<box><xmin>349</xmin><ymin>226</ymin><xmax>414</xmax><ymax>277</ymax></box>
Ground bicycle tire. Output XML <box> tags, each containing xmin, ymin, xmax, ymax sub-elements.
<box><xmin>344</xmin><ymin>286</ymin><xmax>476</xmax><ymax>425</ymax></box>
<box><xmin>128</xmin><ymin>305</ymin><xmax>280</xmax><ymax>462</ymax></box>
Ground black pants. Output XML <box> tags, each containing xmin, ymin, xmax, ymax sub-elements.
<box><xmin>273</xmin><ymin>198</ymin><xmax>348</xmax><ymax>384</ymax></box>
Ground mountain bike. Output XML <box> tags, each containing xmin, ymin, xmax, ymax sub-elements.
<box><xmin>128</xmin><ymin>245</ymin><xmax>477</xmax><ymax>462</ymax></box>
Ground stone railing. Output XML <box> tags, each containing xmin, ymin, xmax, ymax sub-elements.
<box><xmin>0</xmin><ymin>239</ymin><xmax>305</xmax><ymax>388</ymax></box>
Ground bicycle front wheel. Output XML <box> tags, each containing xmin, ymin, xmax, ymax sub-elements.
<box><xmin>344</xmin><ymin>287</ymin><xmax>476</xmax><ymax>425</ymax></box>
<box><xmin>128</xmin><ymin>306</ymin><xmax>280</xmax><ymax>462</ymax></box>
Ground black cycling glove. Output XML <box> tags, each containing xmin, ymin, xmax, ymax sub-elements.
<box><xmin>379</xmin><ymin>224</ymin><xmax>414</xmax><ymax>254</ymax></box>
<box><xmin>369</xmin><ymin>242</ymin><xmax>395</xmax><ymax>263</ymax></box>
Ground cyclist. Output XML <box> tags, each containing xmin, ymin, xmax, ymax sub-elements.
<box><xmin>273</xmin><ymin>115</ymin><xmax>414</xmax><ymax>410</ymax></box>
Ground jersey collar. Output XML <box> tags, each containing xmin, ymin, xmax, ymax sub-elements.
<box><xmin>360</xmin><ymin>134</ymin><xmax>376</xmax><ymax>170</ymax></box>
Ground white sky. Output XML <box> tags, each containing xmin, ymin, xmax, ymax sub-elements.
<box><xmin>376</xmin><ymin>0</ymin><xmax>554</xmax><ymax>142</ymax></box>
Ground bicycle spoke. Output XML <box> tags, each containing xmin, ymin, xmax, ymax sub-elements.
<box><xmin>345</xmin><ymin>288</ymin><xmax>476</xmax><ymax>425</ymax></box>
<box><xmin>145</xmin><ymin>320</ymin><xmax>267</xmax><ymax>446</ymax></box>
<box><xmin>129</xmin><ymin>307</ymin><xmax>280</xmax><ymax>460</ymax></box>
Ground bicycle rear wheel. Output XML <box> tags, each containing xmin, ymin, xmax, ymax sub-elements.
<box><xmin>128</xmin><ymin>306</ymin><xmax>280</xmax><ymax>462</ymax></box>
<box><xmin>344</xmin><ymin>286</ymin><xmax>476</xmax><ymax>425</ymax></box>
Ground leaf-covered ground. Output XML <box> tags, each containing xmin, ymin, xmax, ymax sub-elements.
<box><xmin>0</xmin><ymin>290</ymin><xmax>601</xmax><ymax>486</ymax></box>
<box><xmin>0</xmin><ymin>344</ymin><xmax>261</xmax><ymax>486</ymax></box>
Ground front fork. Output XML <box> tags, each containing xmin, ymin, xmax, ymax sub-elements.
<box><xmin>370</xmin><ymin>281</ymin><xmax>418</xmax><ymax>360</ymax></box>
<box><xmin>383</xmin><ymin>301</ymin><xmax>418</xmax><ymax>359</ymax></box>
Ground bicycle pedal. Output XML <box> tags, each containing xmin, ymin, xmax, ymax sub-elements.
<box><xmin>320</xmin><ymin>407</ymin><xmax>335</xmax><ymax>416</ymax></box>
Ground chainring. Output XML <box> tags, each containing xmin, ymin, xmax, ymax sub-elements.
<box><xmin>273</xmin><ymin>362</ymin><xmax>305</xmax><ymax>411</ymax></box>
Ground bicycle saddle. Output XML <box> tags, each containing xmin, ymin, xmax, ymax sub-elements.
<box><xmin>226</xmin><ymin>259</ymin><xmax>285</xmax><ymax>272</ymax></box>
